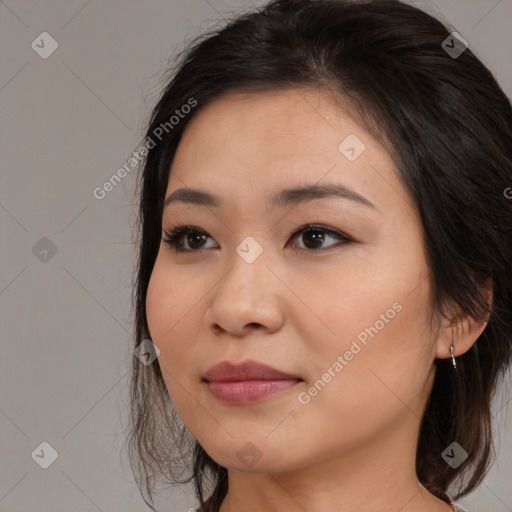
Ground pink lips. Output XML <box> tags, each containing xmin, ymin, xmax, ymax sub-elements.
<box><xmin>203</xmin><ymin>360</ymin><xmax>302</xmax><ymax>404</ymax></box>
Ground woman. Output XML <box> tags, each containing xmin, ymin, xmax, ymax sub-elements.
<box><xmin>126</xmin><ymin>1</ymin><xmax>512</xmax><ymax>511</ymax></box>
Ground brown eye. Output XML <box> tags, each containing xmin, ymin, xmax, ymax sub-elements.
<box><xmin>162</xmin><ymin>226</ymin><xmax>218</xmax><ymax>253</ymax></box>
<box><xmin>290</xmin><ymin>225</ymin><xmax>351</xmax><ymax>251</ymax></box>
<box><xmin>185</xmin><ymin>232</ymin><xmax>208</xmax><ymax>250</ymax></box>
<box><xmin>299</xmin><ymin>229</ymin><xmax>327</xmax><ymax>249</ymax></box>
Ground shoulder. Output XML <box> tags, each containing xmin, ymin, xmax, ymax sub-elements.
<box><xmin>452</xmin><ymin>504</ymin><xmax>468</xmax><ymax>512</ymax></box>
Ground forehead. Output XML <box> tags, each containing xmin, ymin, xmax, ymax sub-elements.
<box><xmin>166</xmin><ymin>88</ymin><xmax>412</xmax><ymax>217</ymax></box>
<box><xmin>176</xmin><ymin>88</ymin><xmax>362</xmax><ymax>161</ymax></box>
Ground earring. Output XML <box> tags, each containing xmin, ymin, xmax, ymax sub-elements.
<box><xmin>450</xmin><ymin>344</ymin><xmax>457</xmax><ymax>373</ymax></box>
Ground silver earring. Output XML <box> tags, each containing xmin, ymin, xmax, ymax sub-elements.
<box><xmin>450</xmin><ymin>344</ymin><xmax>457</xmax><ymax>373</ymax></box>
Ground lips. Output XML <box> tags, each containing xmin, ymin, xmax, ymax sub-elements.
<box><xmin>203</xmin><ymin>360</ymin><xmax>301</xmax><ymax>382</ymax></box>
<box><xmin>203</xmin><ymin>360</ymin><xmax>302</xmax><ymax>404</ymax></box>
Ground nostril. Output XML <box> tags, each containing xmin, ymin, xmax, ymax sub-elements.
<box><xmin>246</xmin><ymin>322</ymin><xmax>263</xmax><ymax>329</ymax></box>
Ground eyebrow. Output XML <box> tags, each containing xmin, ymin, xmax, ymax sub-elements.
<box><xmin>164</xmin><ymin>183</ymin><xmax>378</xmax><ymax>211</ymax></box>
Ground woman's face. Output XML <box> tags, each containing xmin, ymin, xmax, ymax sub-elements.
<box><xmin>146</xmin><ymin>88</ymin><xmax>439</xmax><ymax>472</ymax></box>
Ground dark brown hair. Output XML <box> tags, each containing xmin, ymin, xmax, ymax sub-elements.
<box><xmin>125</xmin><ymin>1</ymin><xmax>512</xmax><ymax>511</ymax></box>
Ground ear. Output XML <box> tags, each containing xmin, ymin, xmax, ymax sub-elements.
<box><xmin>434</xmin><ymin>278</ymin><xmax>493</xmax><ymax>360</ymax></box>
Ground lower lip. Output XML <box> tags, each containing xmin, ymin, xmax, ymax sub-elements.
<box><xmin>206</xmin><ymin>379</ymin><xmax>301</xmax><ymax>404</ymax></box>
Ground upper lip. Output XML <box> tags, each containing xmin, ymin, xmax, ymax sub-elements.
<box><xmin>203</xmin><ymin>360</ymin><xmax>302</xmax><ymax>382</ymax></box>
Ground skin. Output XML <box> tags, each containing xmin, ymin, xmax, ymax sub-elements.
<box><xmin>145</xmin><ymin>88</ymin><xmax>489</xmax><ymax>512</ymax></box>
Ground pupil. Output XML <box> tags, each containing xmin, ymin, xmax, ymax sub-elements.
<box><xmin>188</xmin><ymin>233</ymin><xmax>206</xmax><ymax>249</ymax></box>
<box><xmin>304</xmin><ymin>230</ymin><xmax>324</xmax><ymax>248</ymax></box>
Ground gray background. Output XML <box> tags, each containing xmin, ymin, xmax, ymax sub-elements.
<box><xmin>1</xmin><ymin>0</ymin><xmax>511</xmax><ymax>511</ymax></box>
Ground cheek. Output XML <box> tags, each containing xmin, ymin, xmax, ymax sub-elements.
<box><xmin>146</xmin><ymin>263</ymin><xmax>189</xmax><ymax>374</ymax></box>
<box><xmin>145</xmin><ymin>265</ymin><xmax>168</xmax><ymax>342</ymax></box>
<box><xmin>291</xmin><ymin>258</ymin><xmax>434</xmax><ymax>410</ymax></box>
<box><xmin>145</xmin><ymin>259</ymin><xmax>208</xmax><ymax>385</ymax></box>
<box><xmin>146</xmin><ymin>257</ymin><xmax>196</xmax><ymax>342</ymax></box>
<box><xmin>145</xmin><ymin>267</ymin><xmax>198</xmax><ymax>419</ymax></box>
<box><xmin>285</xmin><ymin>264</ymin><xmax>403</xmax><ymax>362</ymax></box>
<box><xmin>308</xmin><ymin>292</ymin><xmax>433</xmax><ymax>423</ymax></box>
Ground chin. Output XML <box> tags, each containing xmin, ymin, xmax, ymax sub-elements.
<box><xmin>199</xmin><ymin>438</ymin><xmax>304</xmax><ymax>474</ymax></box>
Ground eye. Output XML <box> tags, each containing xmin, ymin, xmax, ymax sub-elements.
<box><xmin>162</xmin><ymin>225</ymin><xmax>218</xmax><ymax>253</ymax></box>
<box><xmin>288</xmin><ymin>224</ymin><xmax>352</xmax><ymax>251</ymax></box>
<box><xmin>162</xmin><ymin>223</ymin><xmax>352</xmax><ymax>253</ymax></box>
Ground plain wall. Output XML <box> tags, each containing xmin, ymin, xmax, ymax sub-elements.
<box><xmin>1</xmin><ymin>1</ymin><xmax>511</xmax><ymax>511</ymax></box>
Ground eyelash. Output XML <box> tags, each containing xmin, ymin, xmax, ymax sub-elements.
<box><xmin>162</xmin><ymin>223</ymin><xmax>352</xmax><ymax>253</ymax></box>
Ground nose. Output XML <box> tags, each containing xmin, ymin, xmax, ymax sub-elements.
<box><xmin>203</xmin><ymin>249</ymin><xmax>285</xmax><ymax>337</ymax></box>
